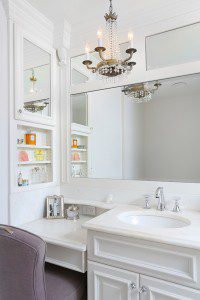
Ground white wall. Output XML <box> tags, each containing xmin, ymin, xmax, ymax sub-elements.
<box><xmin>89</xmin><ymin>88</ymin><xmax>123</xmax><ymax>179</ymax></box>
<box><xmin>0</xmin><ymin>2</ymin><xmax>9</xmax><ymax>224</ymax></box>
<box><xmin>10</xmin><ymin>186</ymin><xmax>60</xmax><ymax>226</ymax></box>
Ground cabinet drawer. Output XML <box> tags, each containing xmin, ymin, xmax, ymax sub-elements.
<box><xmin>46</xmin><ymin>242</ymin><xmax>87</xmax><ymax>273</ymax></box>
<box><xmin>88</xmin><ymin>231</ymin><xmax>200</xmax><ymax>289</ymax></box>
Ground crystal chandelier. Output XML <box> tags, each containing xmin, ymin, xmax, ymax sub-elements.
<box><xmin>82</xmin><ymin>0</ymin><xmax>137</xmax><ymax>78</ymax></box>
<box><xmin>122</xmin><ymin>82</ymin><xmax>161</xmax><ymax>103</ymax></box>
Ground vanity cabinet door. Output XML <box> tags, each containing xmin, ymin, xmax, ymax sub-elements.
<box><xmin>88</xmin><ymin>261</ymin><xmax>139</xmax><ymax>300</ymax></box>
<box><xmin>140</xmin><ymin>275</ymin><xmax>200</xmax><ymax>300</ymax></box>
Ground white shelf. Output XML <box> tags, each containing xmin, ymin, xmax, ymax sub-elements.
<box><xmin>71</xmin><ymin>148</ymin><xmax>87</xmax><ymax>152</ymax></box>
<box><xmin>71</xmin><ymin>160</ymin><xmax>87</xmax><ymax>164</ymax></box>
<box><xmin>18</xmin><ymin>160</ymin><xmax>51</xmax><ymax>165</ymax></box>
<box><xmin>71</xmin><ymin>123</ymin><xmax>92</xmax><ymax>135</ymax></box>
<box><xmin>17</xmin><ymin>145</ymin><xmax>51</xmax><ymax>149</ymax></box>
<box><xmin>16</xmin><ymin>181</ymin><xmax>55</xmax><ymax>192</ymax></box>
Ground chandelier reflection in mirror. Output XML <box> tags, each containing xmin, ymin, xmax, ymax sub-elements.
<box><xmin>82</xmin><ymin>0</ymin><xmax>137</xmax><ymax>79</ymax></box>
<box><xmin>122</xmin><ymin>82</ymin><xmax>162</xmax><ymax>103</ymax></box>
<box><xmin>24</xmin><ymin>99</ymin><xmax>50</xmax><ymax>113</ymax></box>
<box><xmin>30</xmin><ymin>68</ymin><xmax>37</xmax><ymax>94</ymax></box>
<box><xmin>24</xmin><ymin>68</ymin><xmax>49</xmax><ymax>113</ymax></box>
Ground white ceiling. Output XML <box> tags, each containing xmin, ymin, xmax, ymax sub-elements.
<box><xmin>26</xmin><ymin>0</ymin><xmax>200</xmax><ymax>25</ymax></box>
<box><xmin>27</xmin><ymin>0</ymin><xmax>200</xmax><ymax>51</ymax></box>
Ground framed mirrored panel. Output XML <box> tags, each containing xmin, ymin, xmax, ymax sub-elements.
<box><xmin>146</xmin><ymin>22</ymin><xmax>200</xmax><ymax>70</ymax></box>
<box><xmin>71</xmin><ymin>93</ymin><xmax>88</xmax><ymax>126</ymax></box>
<box><xmin>23</xmin><ymin>39</ymin><xmax>51</xmax><ymax>116</ymax></box>
<box><xmin>70</xmin><ymin>73</ymin><xmax>200</xmax><ymax>183</ymax></box>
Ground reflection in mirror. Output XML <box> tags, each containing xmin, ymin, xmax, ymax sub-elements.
<box><xmin>23</xmin><ymin>39</ymin><xmax>51</xmax><ymax>116</ymax></box>
<box><xmin>71</xmin><ymin>42</ymin><xmax>130</xmax><ymax>85</ymax></box>
<box><xmin>71</xmin><ymin>94</ymin><xmax>88</xmax><ymax>126</ymax></box>
<box><xmin>71</xmin><ymin>73</ymin><xmax>200</xmax><ymax>183</ymax></box>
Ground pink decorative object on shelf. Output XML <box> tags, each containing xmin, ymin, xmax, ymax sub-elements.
<box><xmin>72</xmin><ymin>152</ymin><xmax>80</xmax><ymax>161</ymax></box>
<box><xmin>19</xmin><ymin>150</ymin><xmax>29</xmax><ymax>162</ymax></box>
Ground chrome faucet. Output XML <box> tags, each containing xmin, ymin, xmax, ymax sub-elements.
<box><xmin>155</xmin><ymin>187</ymin><xmax>166</xmax><ymax>211</ymax></box>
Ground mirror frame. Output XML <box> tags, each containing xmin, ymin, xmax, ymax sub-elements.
<box><xmin>14</xmin><ymin>23</ymin><xmax>56</xmax><ymax>126</ymax></box>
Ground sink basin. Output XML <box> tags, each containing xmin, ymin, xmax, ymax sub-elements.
<box><xmin>118</xmin><ymin>212</ymin><xmax>190</xmax><ymax>228</ymax></box>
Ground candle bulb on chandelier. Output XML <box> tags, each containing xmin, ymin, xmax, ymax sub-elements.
<box><xmin>97</xmin><ymin>28</ymin><xmax>103</xmax><ymax>47</ymax></box>
<box><xmin>85</xmin><ymin>43</ymin><xmax>90</xmax><ymax>60</ymax></box>
<box><xmin>128</xmin><ymin>32</ymin><xmax>134</xmax><ymax>48</ymax></box>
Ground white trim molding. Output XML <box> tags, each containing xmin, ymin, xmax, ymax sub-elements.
<box><xmin>3</xmin><ymin>0</ymin><xmax>54</xmax><ymax>45</ymax></box>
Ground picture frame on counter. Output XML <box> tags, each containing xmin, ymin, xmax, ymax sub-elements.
<box><xmin>46</xmin><ymin>195</ymin><xmax>64</xmax><ymax>219</ymax></box>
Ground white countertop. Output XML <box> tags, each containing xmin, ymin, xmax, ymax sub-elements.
<box><xmin>22</xmin><ymin>204</ymin><xmax>200</xmax><ymax>251</ymax></box>
<box><xmin>22</xmin><ymin>215</ymin><xmax>93</xmax><ymax>251</ymax></box>
<box><xmin>83</xmin><ymin>205</ymin><xmax>200</xmax><ymax>250</ymax></box>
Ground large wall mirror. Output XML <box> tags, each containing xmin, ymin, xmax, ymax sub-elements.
<box><xmin>23</xmin><ymin>39</ymin><xmax>51</xmax><ymax>116</ymax></box>
<box><xmin>70</xmin><ymin>73</ymin><xmax>200</xmax><ymax>183</ymax></box>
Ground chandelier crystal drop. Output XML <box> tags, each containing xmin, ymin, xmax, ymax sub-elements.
<box><xmin>82</xmin><ymin>0</ymin><xmax>137</xmax><ymax>79</ymax></box>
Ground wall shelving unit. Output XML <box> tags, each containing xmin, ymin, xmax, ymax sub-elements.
<box><xmin>14</xmin><ymin>123</ymin><xmax>55</xmax><ymax>191</ymax></box>
<box><xmin>71</xmin><ymin>123</ymin><xmax>92</xmax><ymax>178</ymax></box>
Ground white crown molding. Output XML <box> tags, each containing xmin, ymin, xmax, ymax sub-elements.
<box><xmin>3</xmin><ymin>0</ymin><xmax>54</xmax><ymax>45</ymax></box>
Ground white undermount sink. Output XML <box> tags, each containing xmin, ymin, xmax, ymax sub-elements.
<box><xmin>118</xmin><ymin>211</ymin><xmax>190</xmax><ymax>228</ymax></box>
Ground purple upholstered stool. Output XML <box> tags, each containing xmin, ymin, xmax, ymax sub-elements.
<box><xmin>0</xmin><ymin>225</ymin><xmax>87</xmax><ymax>300</ymax></box>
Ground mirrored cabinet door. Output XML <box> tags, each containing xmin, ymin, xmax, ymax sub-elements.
<box><xmin>23</xmin><ymin>39</ymin><xmax>51</xmax><ymax>117</ymax></box>
<box><xmin>14</xmin><ymin>25</ymin><xmax>56</xmax><ymax>125</ymax></box>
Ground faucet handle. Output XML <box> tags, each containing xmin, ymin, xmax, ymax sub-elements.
<box><xmin>143</xmin><ymin>195</ymin><xmax>151</xmax><ymax>209</ymax></box>
<box><xmin>172</xmin><ymin>197</ymin><xmax>181</xmax><ymax>212</ymax></box>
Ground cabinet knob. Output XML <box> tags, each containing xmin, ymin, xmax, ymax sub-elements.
<box><xmin>139</xmin><ymin>286</ymin><xmax>148</xmax><ymax>294</ymax></box>
<box><xmin>18</xmin><ymin>109</ymin><xmax>22</xmax><ymax>114</ymax></box>
<box><xmin>129</xmin><ymin>282</ymin><xmax>136</xmax><ymax>290</ymax></box>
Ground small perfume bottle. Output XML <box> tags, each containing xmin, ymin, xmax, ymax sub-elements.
<box><xmin>72</xmin><ymin>139</ymin><xmax>78</xmax><ymax>148</ymax></box>
<box><xmin>71</xmin><ymin>166</ymin><xmax>76</xmax><ymax>178</ymax></box>
<box><xmin>25</xmin><ymin>129</ymin><xmax>36</xmax><ymax>145</ymax></box>
<box><xmin>18</xmin><ymin>172</ymin><xmax>23</xmax><ymax>186</ymax></box>
<box><xmin>66</xmin><ymin>205</ymin><xmax>79</xmax><ymax>220</ymax></box>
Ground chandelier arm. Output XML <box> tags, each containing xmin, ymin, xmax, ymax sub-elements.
<box><xmin>98</xmin><ymin>49</ymin><xmax>107</xmax><ymax>62</ymax></box>
<box><xmin>85</xmin><ymin>65</ymin><xmax>97</xmax><ymax>73</ymax></box>
<box><xmin>150</xmin><ymin>83</ymin><xmax>161</xmax><ymax>93</ymax></box>
<box><xmin>123</xmin><ymin>53</ymin><xmax>134</xmax><ymax>64</ymax></box>
<box><xmin>127</xmin><ymin>65</ymin><xmax>134</xmax><ymax>71</ymax></box>
<box><xmin>122</xmin><ymin>48</ymin><xmax>137</xmax><ymax>65</ymax></box>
